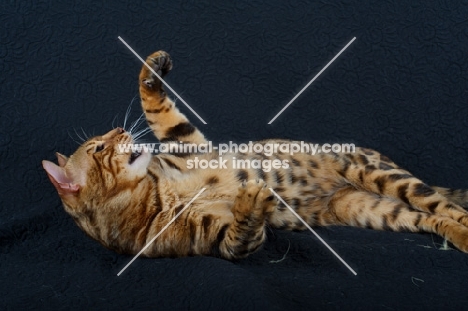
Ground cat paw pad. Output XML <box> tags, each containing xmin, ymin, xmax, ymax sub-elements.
<box><xmin>141</xmin><ymin>51</ymin><xmax>173</xmax><ymax>88</ymax></box>
<box><xmin>147</xmin><ymin>51</ymin><xmax>172</xmax><ymax>77</ymax></box>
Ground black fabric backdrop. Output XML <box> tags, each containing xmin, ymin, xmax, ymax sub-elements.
<box><xmin>2</xmin><ymin>0</ymin><xmax>468</xmax><ymax>309</ymax></box>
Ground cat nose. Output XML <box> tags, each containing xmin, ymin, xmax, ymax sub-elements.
<box><xmin>116</xmin><ymin>127</ymin><xmax>125</xmax><ymax>134</ymax></box>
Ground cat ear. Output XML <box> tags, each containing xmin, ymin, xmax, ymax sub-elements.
<box><xmin>42</xmin><ymin>160</ymin><xmax>80</xmax><ymax>195</ymax></box>
<box><xmin>56</xmin><ymin>152</ymin><xmax>69</xmax><ymax>167</ymax></box>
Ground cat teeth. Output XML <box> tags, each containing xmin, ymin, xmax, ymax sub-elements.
<box><xmin>129</xmin><ymin>151</ymin><xmax>142</xmax><ymax>164</ymax></box>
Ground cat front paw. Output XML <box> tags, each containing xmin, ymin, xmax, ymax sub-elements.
<box><xmin>141</xmin><ymin>51</ymin><xmax>173</xmax><ymax>89</ymax></box>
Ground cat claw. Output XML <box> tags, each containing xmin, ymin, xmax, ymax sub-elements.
<box><xmin>146</xmin><ymin>52</ymin><xmax>173</xmax><ymax>78</ymax></box>
<box><xmin>142</xmin><ymin>78</ymin><xmax>154</xmax><ymax>87</ymax></box>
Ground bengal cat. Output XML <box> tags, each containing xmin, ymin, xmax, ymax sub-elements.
<box><xmin>42</xmin><ymin>50</ymin><xmax>468</xmax><ymax>260</ymax></box>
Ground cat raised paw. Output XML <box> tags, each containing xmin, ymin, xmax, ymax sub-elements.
<box><xmin>140</xmin><ymin>50</ymin><xmax>173</xmax><ymax>90</ymax></box>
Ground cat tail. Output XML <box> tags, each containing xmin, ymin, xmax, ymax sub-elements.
<box><xmin>432</xmin><ymin>186</ymin><xmax>468</xmax><ymax>210</ymax></box>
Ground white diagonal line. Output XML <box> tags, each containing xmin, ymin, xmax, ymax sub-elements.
<box><xmin>117</xmin><ymin>188</ymin><xmax>206</xmax><ymax>276</ymax></box>
<box><xmin>268</xmin><ymin>37</ymin><xmax>356</xmax><ymax>124</ymax></box>
<box><xmin>118</xmin><ymin>36</ymin><xmax>207</xmax><ymax>125</ymax></box>
<box><xmin>269</xmin><ymin>188</ymin><xmax>357</xmax><ymax>276</ymax></box>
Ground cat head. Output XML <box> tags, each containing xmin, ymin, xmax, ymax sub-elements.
<box><xmin>42</xmin><ymin>127</ymin><xmax>151</xmax><ymax>215</ymax></box>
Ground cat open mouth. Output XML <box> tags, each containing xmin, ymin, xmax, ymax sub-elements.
<box><xmin>129</xmin><ymin>151</ymin><xmax>142</xmax><ymax>164</ymax></box>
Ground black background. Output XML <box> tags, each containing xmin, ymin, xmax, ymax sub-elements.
<box><xmin>2</xmin><ymin>0</ymin><xmax>468</xmax><ymax>309</ymax></box>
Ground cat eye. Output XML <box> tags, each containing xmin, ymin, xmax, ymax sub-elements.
<box><xmin>95</xmin><ymin>144</ymin><xmax>105</xmax><ymax>153</ymax></box>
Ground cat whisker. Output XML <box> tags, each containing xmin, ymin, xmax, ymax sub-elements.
<box><xmin>123</xmin><ymin>94</ymin><xmax>139</xmax><ymax>131</ymax></box>
<box><xmin>80</xmin><ymin>127</ymin><xmax>90</xmax><ymax>140</ymax></box>
<box><xmin>133</xmin><ymin>138</ymin><xmax>154</xmax><ymax>145</ymax></box>
<box><xmin>134</xmin><ymin>130</ymin><xmax>153</xmax><ymax>142</ymax></box>
<box><xmin>132</xmin><ymin>113</ymin><xmax>153</xmax><ymax>134</ymax></box>
<box><xmin>132</xmin><ymin>127</ymin><xmax>153</xmax><ymax>141</ymax></box>
<box><xmin>129</xmin><ymin>113</ymin><xmax>145</xmax><ymax>135</ymax></box>
<box><xmin>73</xmin><ymin>128</ymin><xmax>86</xmax><ymax>143</ymax></box>
<box><xmin>72</xmin><ymin>138</ymin><xmax>82</xmax><ymax>145</ymax></box>
<box><xmin>67</xmin><ymin>130</ymin><xmax>84</xmax><ymax>145</ymax></box>
<box><xmin>123</xmin><ymin>98</ymin><xmax>133</xmax><ymax>130</ymax></box>
<box><xmin>112</xmin><ymin>114</ymin><xmax>120</xmax><ymax>129</ymax></box>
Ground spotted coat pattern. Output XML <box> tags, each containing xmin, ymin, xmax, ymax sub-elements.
<box><xmin>43</xmin><ymin>51</ymin><xmax>468</xmax><ymax>259</ymax></box>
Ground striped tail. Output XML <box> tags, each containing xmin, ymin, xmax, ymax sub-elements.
<box><xmin>432</xmin><ymin>186</ymin><xmax>468</xmax><ymax>209</ymax></box>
